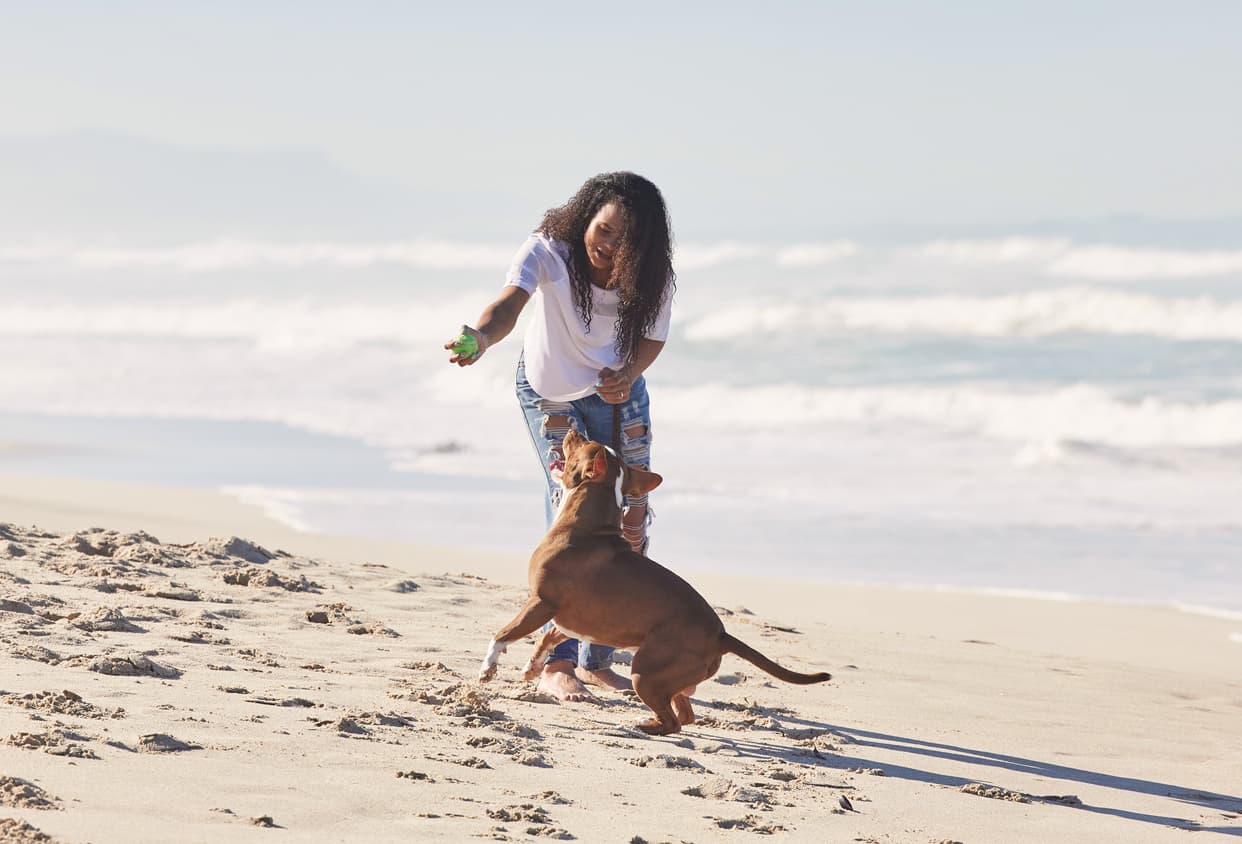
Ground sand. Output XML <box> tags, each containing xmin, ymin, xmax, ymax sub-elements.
<box><xmin>1</xmin><ymin>476</ymin><xmax>1240</xmax><ymax>843</ymax></box>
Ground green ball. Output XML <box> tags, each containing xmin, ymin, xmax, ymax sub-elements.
<box><xmin>452</xmin><ymin>332</ymin><xmax>478</xmax><ymax>358</ymax></box>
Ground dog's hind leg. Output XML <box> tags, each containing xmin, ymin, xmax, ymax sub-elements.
<box><xmin>630</xmin><ymin>644</ymin><xmax>688</xmax><ymax>735</ymax></box>
<box><xmin>479</xmin><ymin>596</ymin><xmax>556</xmax><ymax>682</ymax></box>
<box><xmin>522</xmin><ymin>624</ymin><xmax>569</xmax><ymax>682</ymax></box>
<box><xmin>672</xmin><ymin>686</ymin><xmax>697</xmax><ymax>726</ymax></box>
<box><xmin>632</xmin><ymin>680</ymin><xmax>681</xmax><ymax>735</ymax></box>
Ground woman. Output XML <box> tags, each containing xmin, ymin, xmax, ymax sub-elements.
<box><xmin>445</xmin><ymin>172</ymin><xmax>676</xmax><ymax>702</ymax></box>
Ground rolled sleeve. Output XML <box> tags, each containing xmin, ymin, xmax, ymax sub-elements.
<box><xmin>505</xmin><ymin>234</ymin><xmax>551</xmax><ymax>294</ymax></box>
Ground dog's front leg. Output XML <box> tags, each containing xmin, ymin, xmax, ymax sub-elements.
<box><xmin>479</xmin><ymin>638</ymin><xmax>508</xmax><ymax>682</ymax></box>
<box><xmin>478</xmin><ymin>595</ymin><xmax>557</xmax><ymax>683</ymax></box>
<box><xmin>522</xmin><ymin>624</ymin><xmax>569</xmax><ymax>682</ymax></box>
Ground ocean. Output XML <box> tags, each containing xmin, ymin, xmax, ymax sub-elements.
<box><xmin>2</xmin><ymin>234</ymin><xmax>1241</xmax><ymax>616</ymax></box>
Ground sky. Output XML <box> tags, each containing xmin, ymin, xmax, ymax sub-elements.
<box><xmin>2</xmin><ymin>1</ymin><xmax>1240</xmax><ymax>239</ymax></box>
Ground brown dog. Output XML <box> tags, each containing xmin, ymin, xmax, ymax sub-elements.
<box><xmin>478</xmin><ymin>428</ymin><xmax>831</xmax><ymax>735</ymax></box>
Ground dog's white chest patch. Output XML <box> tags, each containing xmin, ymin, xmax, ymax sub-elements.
<box><xmin>556</xmin><ymin>483</ymin><xmax>583</xmax><ymax>516</ymax></box>
<box><xmin>604</xmin><ymin>446</ymin><xmax>623</xmax><ymax>507</ymax></box>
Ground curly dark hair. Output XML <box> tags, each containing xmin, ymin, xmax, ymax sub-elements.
<box><xmin>538</xmin><ymin>172</ymin><xmax>675</xmax><ymax>363</ymax></box>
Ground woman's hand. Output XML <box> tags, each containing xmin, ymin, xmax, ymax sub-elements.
<box><xmin>596</xmin><ymin>366</ymin><xmax>632</xmax><ymax>404</ymax></box>
<box><xmin>446</xmin><ymin>288</ymin><xmax>530</xmax><ymax>367</ymax></box>
<box><xmin>445</xmin><ymin>325</ymin><xmax>488</xmax><ymax>366</ymax></box>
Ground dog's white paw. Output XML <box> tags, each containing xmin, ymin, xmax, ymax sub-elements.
<box><xmin>478</xmin><ymin>639</ymin><xmax>505</xmax><ymax>683</ymax></box>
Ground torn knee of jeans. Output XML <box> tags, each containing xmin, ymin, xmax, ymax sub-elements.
<box><xmin>621</xmin><ymin>422</ymin><xmax>650</xmax><ymax>455</ymax></box>
<box><xmin>621</xmin><ymin>439</ymin><xmax>650</xmax><ymax>468</ymax></box>
<box><xmin>546</xmin><ymin>442</ymin><xmax>566</xmax><ymax>480</ymax></box>
<box><xmin>541</xmin><ymin>413</ymin><xmax>576</xmax><ymax>479</ymax></box>
<box><xmin>622</xmin><ymin>422</ymin><xmax>648</xmax><ymax>440</ymax></box>
<box><xmin>540</xmin><ymin>412</ymin><xmax>576</xmax><ymax>441</ymax></box>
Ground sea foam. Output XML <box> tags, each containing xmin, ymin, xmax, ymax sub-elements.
<box><xmin>5</xmin><ymin>235</ymin><xmax>1240</xmax><ymax>281</ymax></box>
<box><xmin>682</xmin><ymin>288</ymin><xmax>1242</xmax><ymax>342</ymax></box>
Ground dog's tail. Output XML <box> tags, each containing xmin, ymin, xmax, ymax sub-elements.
<box><xmin>720</xmin><ymin>633</ymin><xmax>832</xmax><ymax>685</ymax></box>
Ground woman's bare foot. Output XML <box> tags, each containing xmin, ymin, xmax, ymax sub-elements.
<box><xmin>537</xmin><ymin>659</ymin><xmax>595</xmax><ymax>702</ymax></box>
<box><xmin>575</xmin><ymin>666</ymin><xmax>633</xmax><ymax>692</ymax></box>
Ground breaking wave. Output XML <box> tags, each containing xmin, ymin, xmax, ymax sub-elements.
<box><xmin>683</xmin><ymin>288</ymin><xmax>1242</xmax><ymax>342</ymax></box>
<box><xmin>3</xmin><ymin>235</ymin><xmax>1241</xmax><ymax>281</ymax></box>
<box><xmin>659</xmin><ymin>382</ymin><xmax>1242</xmax><ymax>448</ymax></box>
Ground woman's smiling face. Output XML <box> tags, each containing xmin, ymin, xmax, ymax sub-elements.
<box><xmin>583</xmin><ymin>201</ymin><xmax>626</xmax><ymax>284</ymax></box>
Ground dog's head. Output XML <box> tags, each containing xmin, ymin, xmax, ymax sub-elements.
<box><xmin>561</xmin><ymin>428</ymin><xmax>662</xmax><ymax>504</ymax></box>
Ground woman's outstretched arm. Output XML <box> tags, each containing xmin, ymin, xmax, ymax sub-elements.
<box><xmin>446</xmin><ymin>286</ymin><xmax>532</xmax><ymax>366</ymax></box>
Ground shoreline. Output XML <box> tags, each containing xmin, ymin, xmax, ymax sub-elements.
<box><xmin>0</xmin><ymin>471</ymin><xmax>521</xmax><ymax>583</ymax></box>
<box><xmin>5</xmin><ymin>471</ymin><xmax>1242</xmax><ymax>628</ymax></box>
<box><xmin>5</xmin><ymin>405</ymin><xmax>1241</xmax><ymax>618</ymax></box>
<box><xmin>2</xmin><ymin>471</ymin><xmax>1237</xmax><ymax>676</ymax></box>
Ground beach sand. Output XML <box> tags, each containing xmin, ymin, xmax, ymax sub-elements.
<box><xmin>1</xmin><ymin>476</ymin><xmax>1239</xmax><ymax>843</ymax></box>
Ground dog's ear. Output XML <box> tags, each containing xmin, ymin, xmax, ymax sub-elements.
<box><xmin>562</xmin><ymin>428</ymin><xmax>584</xmax><ymax>457</ymax></box>
<box><xmin>586</xmin><ymin>450</ymin><xmax>608</xmax><ymax>481</ymax></box>
<box><xmin>621</xmin><ymin>465</ymin><xmax>662</xmax><ymax>497</ymax></box>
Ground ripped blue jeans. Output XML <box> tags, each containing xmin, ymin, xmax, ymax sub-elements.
<box><xmin>515</xmin><ymin>354</ymin><xmax>654</xmax><ymax>671</ymax></box>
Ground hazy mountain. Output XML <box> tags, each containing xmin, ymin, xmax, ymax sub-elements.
<box><xmin>0</xmin><ymin>131</ymin><xmax>457</xmax><ymax>240</ymax></box>
<box><xmin>1</xmin><ymin>131</ymin><xmax>1238</xmax><ymax>248</ymax></box>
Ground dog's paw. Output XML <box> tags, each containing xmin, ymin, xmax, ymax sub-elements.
<box><xmin>478</xmin><ymin>665</ymin><xmax>497</xmax><ymax>683</ymax></box>
<box><xmin>521</xmin><ymin>662</ymin><xmax>541</xmax><ymax>682</ymax></box>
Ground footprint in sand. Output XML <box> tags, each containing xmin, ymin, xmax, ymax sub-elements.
<box><xmin>69</xmin><ymin>607</ymin><xmax>146</xmax><ymax>633</ymax></box>
<box><xmin>244</xmin><ymin>696</ymin><xmax>316</xmax><ymax>708</ymax></box>
<box><xmin>442</xmin><ymin>754</ymin><xmax>493</xmax><ymax>769</ymax></box>
<box><xmin>209</xmin><ymin>808</ymin><xmax>282</xmax><ymax>828</ymax></box>
<box><xmin>2</xmin><ymin>689</ymin><xmax>125</xmax><ymax>720</ymax></box>
<box><xmin>629</xmin><ymin>754</ymin><xmax>708</xmax><ymax>772</ymax></box>
<box><xmin>202</xmin><ymin>536</ymin><xmax>276</xmax><ymax>564</ymax></box>
<box><xmin>223</xmin><ymin>567</ymin><xmax>322</xmax><ymax>593</ymax></box>
<box><xmin>484</xmin><ymin>804</ymin><xmax>572</xmax><ymax>839</ymax></box>
<box><xmin>0</xmin><ymin>817</ymin><xmax>60</xmax><ymax>842</ymax></box>
<box><xmin>4</xmin><ymin>728</ymin><xmax>99</xmax><ymax>760</ymax></box>
<box><xmin>142</xmin><ymin>584</ymin><xmax>203</xmax><ymax>602</ymax></box>
<box><xmin>465</xmin><ymin>735</ymin><xmax>551</xmax><ymax>767</ymax></box>
<box><xmin>312</xmin><ymin>711</ymin><xmax>414</xmax><ymax>739</ymax></box>
<box><xmin>138</xmin><ymin>733</ymin><xmax>202</xmax><ymax>753</ymax></box>
<box><xmin>682</xmin><ymin>776</ymin><xmax>773</xmax><ymax>807</ymax></box>
<box><xmin>396</xmin><ymin>770</ymin><xmax>436</xmax><ymax>782</ymax></box>
<box><xmin>398</xmin><ymin>660</ymin><xmax>459</xmax><ymax>675</ymax></box>
<box><xmin>5</xmin><ymin>644</ymin><xmax>62</xmax><ymax>665</ymax></box>
<box><xmin>170</xmin><ymin>630</ymin><xmax>232</xmax><ymax>646</ymax></box>
<box><xmin>347</xmin><ymin>622</ymin><xmax>399</xmax><ymax>637</ymax></box>
<box><xmin>304</xmin><ymin>604</ymin><xmax>395</xmax><ymax>635</ymax></box>
<box><xmin>231</xmin><ymin>647</ymin><xmax>282</xmax><ymax>668</ymax></box>
<box><xmin>83</xmin><ymin>654</ymin><xmax>182</xmax><ymax>679</ymax></box>
<box><xmin>0</xmin><ymin>776</ymin><xmax>61</xmax><ymax>810</ymax></box>
<box><xmin>711</xmin><ymin>814</ymin><xmax>786</xmax><ymax>834</ymax></box>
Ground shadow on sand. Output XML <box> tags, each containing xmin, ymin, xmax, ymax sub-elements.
<box><xmin>651</xmin><ymin>699</ymin><xmax>1242</xmax><ymax>836</ymax></box>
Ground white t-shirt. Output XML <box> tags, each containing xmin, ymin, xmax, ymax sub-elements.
<box><xmin>505</xmin><ymin>234</ymin><xmax>672</xmax><ymax>401</ymax></box>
